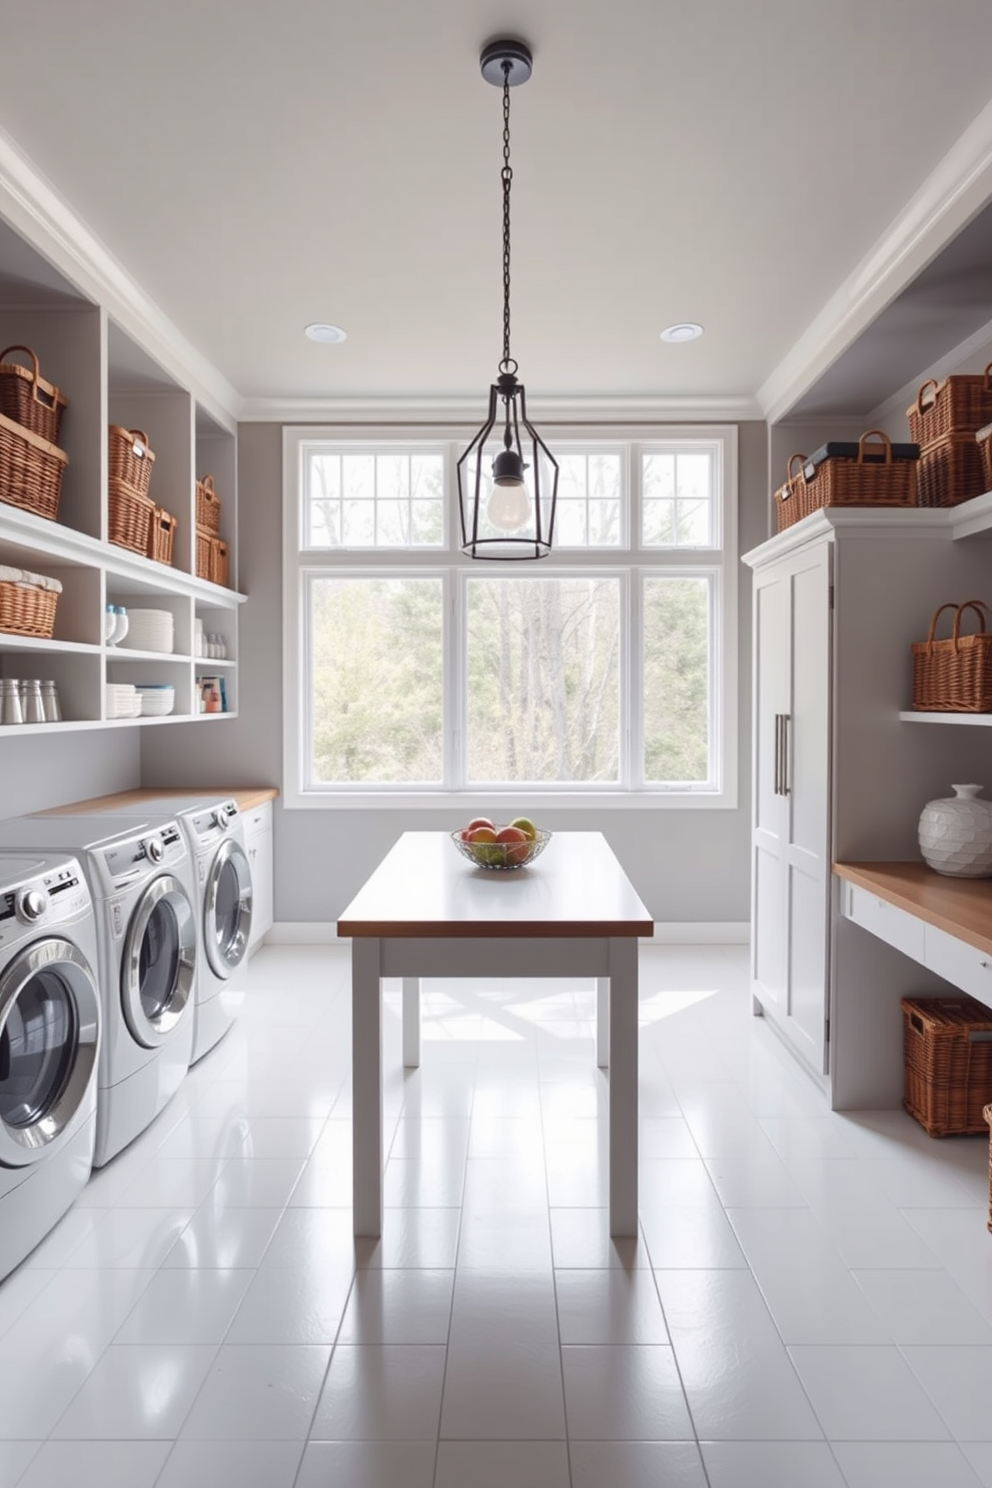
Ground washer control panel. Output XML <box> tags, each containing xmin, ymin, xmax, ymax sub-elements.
<box><xmin>0</xmin><ymin>858</ymin><xmax>90</xmax><ymax>944</ymax></box>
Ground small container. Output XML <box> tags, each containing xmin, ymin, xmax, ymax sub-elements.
<box><xmin>40</xmin><ymin>680</ymin><xmax>61</xmax><ymax>723</ymax></box>
<box><xmin>110</xmin><ymin>607</ymin><xmax>129</xmax><ymax>646</ymax></box>
<box><xmin>0</xmin><ymin>678</ymin><xmax>23</xmax><ymax>725</ymax></box>
<box><xmin>21</xmin><ymin>678</ymin><xmax>45</xmax><ymax>723</ymax></box>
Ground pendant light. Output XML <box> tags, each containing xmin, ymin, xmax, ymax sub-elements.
<box><xmin>457</xmin><ymin>38</ymin><xmax>559</xmax><ymax>560</ymax></box>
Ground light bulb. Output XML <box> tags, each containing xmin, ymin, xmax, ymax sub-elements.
<box><xmin>486</xmin><ymin>477</ymin><xmax>531</xmax><ymax>531</ymax></box>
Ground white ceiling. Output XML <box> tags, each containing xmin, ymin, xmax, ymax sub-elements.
<box><xmin>2</xmin><ymin>0</ymin><xmax>992</xmax><ymax>411</ymax></box>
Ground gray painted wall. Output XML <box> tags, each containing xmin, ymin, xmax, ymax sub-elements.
<box><xmin>0</xmin><ymin>729</ymin><xmax>140</xmax><ymax>819</ymax></box>
<box><xmin>140</xmin><ymin>420</ymin><xmax>768</xmax><ymax>925</ymax></box>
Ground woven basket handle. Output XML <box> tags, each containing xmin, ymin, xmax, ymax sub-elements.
<box><xmin>0</xmin><ymin>344</ymin><xmax>41</xmax><ymax>393</ymax></box>
<box><xmin>201</xmin><ymin>475</ymin><xmax>216</xmax><ymax>497</ymax></box>
<box><xmin>953</xmin><ymin>599</ymin><xmax>992</xmax><ymax>649</ymax></box>
<box><xmin>925</xmin><ymin>602</ymin><xmax>962</xmax><ymax>647</ymax></box>
<box><xmin>786</xmin><ymin>453</ymin><xmax>805</xmax><ymax>481</ymax></box>
<box><xmin>916</xmin><ymin>378</ymin><xmax>940</xmax><ymax>414</ymax></box>
<box><xmin>857</xmin><ymin>429</ymin><xmax>892</xmax><ymax>464</ymax></box>
<box><xmin>984</xmin><ymin>363</ymin><xmax>992</xmax><ymax>391</ymax></box>
<box><xmin>129</xmin><ymin>430</ymin><xmax>150</xmax><ymax>456</ymax></box>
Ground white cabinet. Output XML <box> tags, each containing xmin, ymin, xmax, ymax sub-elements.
<box><xmin>243</xmin><ymin>800</ymin><xmax>274</xmax><ymax>953</ymax></box>
<box><xmin>750</xmin><ymin>537</ymin><xmax>831</xmax><ymax>1074</ymax></box>
<box><xmin>746</xmin><ymin>508</ymin><xmax>992</xmax><ymax>1104</ymax></box>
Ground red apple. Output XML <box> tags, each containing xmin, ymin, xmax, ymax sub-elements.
<box><xmin>467</xmin><ymin>824</ymin><xmax>498</xmax><ymax>864</ymax></box>
<box><xmin>466</xmin><ymin>817</ymin><xmax>495</xmax><ymax>834</ymax></box>
<box><xmin>496</xmin><ymin>824</ymin><xmax>530</xmax><ymax>865</ymax></box>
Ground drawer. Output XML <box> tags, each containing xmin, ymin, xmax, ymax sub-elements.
<box><xmin>844</xmin><ymin>882</ymin><xmax>926</xmax><ymax>962</ymax></box>
<box><xmin>923</xmin><ymin>923</ymin><xmax>992</xmax><ymax>1008</ymax></box>
<box><xmin>242</xmin><ymin>799</ymin><xmax>272</xmax><ymax>838</ymax></box>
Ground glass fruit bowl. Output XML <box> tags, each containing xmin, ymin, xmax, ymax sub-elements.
<box><xmin>450</xmin><ymin>827</ymin><xmax>551</xmax><ymax>871</ymax></box>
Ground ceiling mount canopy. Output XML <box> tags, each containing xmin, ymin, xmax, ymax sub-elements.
<box><xmin>457</xmin><ymin>37</ymin><xmax>559</xmax><ymax>561</ymax></box>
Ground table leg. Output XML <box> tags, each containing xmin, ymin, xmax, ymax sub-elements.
<box><xmin>596</xmin><ymin>976</ymin><xmax>610</xmax><ymax>1068</ymax></box>
<box><xmin>352</xmin><ymin>937</ymin><xmax>383</xmax><ymax>1237</ymax></box>
<box><xmin>402</xmin><ymin>976</ymin><xmax>421</xmax><ymax>1068</ymax></box>
<box><xmin>608</xmin><ymin>937</ymin><xmax>638</xmax><ymax>1237</ymax></box>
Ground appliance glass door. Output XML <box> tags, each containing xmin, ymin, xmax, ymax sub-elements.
<box><xmin>0</xmin><ymin>939</ymin><xmax>99</xmax><ymax>1162</ymax></box>
<box><xmin>122</xmin><ymin>875</ymin><xmax>195</xmax><ymax>1046</ymax></box>
<box><xmin>204</xmin><ymin>841</ymin><xmax>253</xmax><ymax>978</ymax></box>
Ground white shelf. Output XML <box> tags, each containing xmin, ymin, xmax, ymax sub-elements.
<box><xmin>0</xmin><ymin>636</ymin><xmax>100</xmax><ymax>655</ymax></box>
<box><xmin>899</xmin><ymin>710</ymin><xmax>992</xmax><ymax>725</ymax></box>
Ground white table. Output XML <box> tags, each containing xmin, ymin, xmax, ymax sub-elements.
<box><xmin>337</xmin><ymin>830</ymin><xmax>653</xmax><ymax>1238</ymax></box>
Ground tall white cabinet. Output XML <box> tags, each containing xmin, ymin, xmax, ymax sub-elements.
<box><xmin>751</xmin><ymin>538</ymin><xmax>831</xmax><ymax>1075</ymax></box>
<box><xmin>744</xmin><ymin>506</ymin><xmax>992</xmax><ymax>1102</ymax></box>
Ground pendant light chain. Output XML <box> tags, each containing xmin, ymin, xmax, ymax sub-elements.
<box><xmin>500</xmin><ymin>62</ymin><xmax>515</xmax><ymax>375</ymax></box>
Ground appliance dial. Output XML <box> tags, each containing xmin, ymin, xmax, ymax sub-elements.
<box><xmin>146</xmin><ymin>837</ymin><xmax>165</xmax><ymax>863</ymax></box>
<box><xmin>17</xmin><ymin>888</ymin><xmax>48</xmax><ymax>923</ymax></box>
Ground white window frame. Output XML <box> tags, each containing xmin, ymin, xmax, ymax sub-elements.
<box><xmin>283</xmin><ymin>424</ymin><xmax>738</xmax><ymax>809</ymax></box>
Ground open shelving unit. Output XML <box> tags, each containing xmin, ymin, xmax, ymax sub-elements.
<box><xmin>0</xmin><ymin>215</ymin><xmax>242</xmax><ymax>731</ymax></box>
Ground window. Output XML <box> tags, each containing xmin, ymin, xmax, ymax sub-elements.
<box><xmin>284</xmin><ymin>426</ymin><xmax>737</xmax><ymax>807</ymax></box>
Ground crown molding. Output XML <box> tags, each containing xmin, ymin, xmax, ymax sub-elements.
<box><xmin>239</xmin><ymin>392</ymin><xmax>763</xmax><ymax>425</ymax></box>
<box><xmin>0</xmin><ymin>124</ymin><xmax>242</xmax><ymax>427</ymax></box>
<box><xmin>758</xmin><ymin>95</ymin><xmax>992</xmax><ymax>426</ymax></box>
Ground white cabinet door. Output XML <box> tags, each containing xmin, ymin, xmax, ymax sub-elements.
<box><xmin>243</xmin><ymin>802</ymin><xmax>274</xmax><ymax>952</ymax></box>
<box><xmin>751</xmin><ymin>540</ymin><xmax>832</xmax><ymax>1073</ymax></box>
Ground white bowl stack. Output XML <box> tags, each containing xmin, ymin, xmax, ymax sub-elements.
<box><xmin>105</xmin><ymin>683</ymin><xmax>141</xmax><ymax>719</ymax></box>
<box><xmin>135</xmin><ymin>684</ymin><xmax>175</xmax><ymax>717</ymax></box>
<box><xmin>120</xmin><ymin>608</ymin><xmax>174</xmax><ymax>654</ymax></box>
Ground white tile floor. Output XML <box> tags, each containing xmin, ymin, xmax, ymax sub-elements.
<box><xmin>3</xmin><ymin>941</ymin><xmax>992</xmax><ymax>1488</ymax></box>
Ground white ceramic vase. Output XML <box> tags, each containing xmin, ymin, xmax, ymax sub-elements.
<box><xmin>918</xmin><ymin>784</ymin><xmax>992</xmax><ymax>877</ymax></box>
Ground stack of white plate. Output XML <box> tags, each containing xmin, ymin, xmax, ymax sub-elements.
<box><xmin>135</xmin><ymin>684</ymin><xmax>175</xmax><ymax>717</ymax></box>
<box><xmin>105</xmin><ymin>683</ymin><xmax>141</xmax><ymax>719</ymax></box>
<box><xmin>120</xmin><ymin>609</ymin><xmax>174</xmax><ymax>654</ymax></box>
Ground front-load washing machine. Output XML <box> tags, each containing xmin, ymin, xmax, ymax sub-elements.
<box><xmin>45</xmin><ymin>797</ymin><xmax>252</xmax><ymax>1065</ymax></box>
<box><xmin>0</xmin><ymin>816</ymin><xmax>196</xmax><ymax>1167</ymax></box>
<box><xmin>0</xmin><ymin>852</ymin><xmax>100</xmax><ymax>1281</ymax></box>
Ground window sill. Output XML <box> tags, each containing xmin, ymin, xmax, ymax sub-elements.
<box><xmin>284</xmin><ymin>789</ymin><xmax>737</xmax><ymax>811</ymax></box>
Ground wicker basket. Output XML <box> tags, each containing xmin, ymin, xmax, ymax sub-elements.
<box><xmin>108</xmin><ymin>426</ymin><xmax>155</xmax><ymax>499</ymax></box>
<box><xmin>773</xmin><ymin>453</ymin><xmax>808</xmax><ymax>532</ymax></box>
<box><xmin>977</xmin><ymin>423</ymin><xmax>992</xmax><ymax>495</ymax></box>
<box><xmin>0</xmin><ymin>566</ymin><xmax>61</xmax><ymax>638</ymax></box>
<box><xmin>917</xmin><ymin>433</ymin><xmax>987</xmax><ymax>508</ymax></box>
<box><xmin>907</xmin><ymin>365</ymin><xmax>992</xmax><ymax>446</ymax></box>
<box><xmin>985</xmin><ymin>1103</ymin><xmax>992</xmax><ymax>1232</ymax></box>
<box><xmin>196</xmin><ymin>475</ymin><xmax>221</xmax><ymax>534</ymax></box>
<box><xmin>801</xmin><ymin>430</ymin><xmax>917</xmax><ymax>516</ymax></box>
<box><xmin>195</xmin><ymin>525</ymin><xmax>229</xmax><ymax>587</ymax></box>
<box><xmin>0</xmin><ymin>345</ymin><xmax>68</xmax><ymax>444</ymax></box>
<box><xmin>911</xmin><ymin>601</ymin><xmax>992</xmax><ymax>712</ymax></box>
<box><xmin>108</xmin><ymin>477</ymin><xmax>155</xmax><ymax>556</ymax></box>
<box><xmin>902</xmin><ymin>995</ymin><xmax>992</xmax><ymax>1136</ymax></box>
<box><xmin>0</xmin><ymin>410</ymin><xmax>68</xmax><ymax>521</ymax></box>
<box><xmin>148</xmin><ymin>507</ymin><xmax>177</xmax><ymax>566</ymax></box>
<box><xmin>195</xmin><ymin>525</ymin><xmax>212</xmax><ymax>582</ymax></box>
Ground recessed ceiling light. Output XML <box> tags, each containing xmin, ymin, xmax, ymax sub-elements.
<box><xmin>660</xmin><ymin>322</ymin><xmax>704</xmax><ymax>344</ymax></box>
<box><xmin>305</xmin><ymin>323</ymin><xmax>347</xmax><ymax>344</ymax></box>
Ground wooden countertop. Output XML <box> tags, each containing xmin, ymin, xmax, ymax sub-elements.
<box><xmin>37</xmin><ymin>786</ymin><xmax>278</xmax><ymax>815</ymax></box>
<box><xmin>834</xmin><ymin>861</ymin><xmax>992</xmax><ymax>957</ymax></box>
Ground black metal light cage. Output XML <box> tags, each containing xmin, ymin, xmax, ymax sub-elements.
<box><xmin>457</xmin><ymin>39</ymin><xmax>558</xmax><ymax>561</ymax></box>
<box><xmin>457</xmin><ymin>371</ymin><xmax>559</xmax><ymax>560</ymax></box>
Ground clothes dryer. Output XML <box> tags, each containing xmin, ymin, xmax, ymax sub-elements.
<box><xmin>53</xmin><ymin>797</ymin><xmax>252</xmax><ymax>1064</ymax></box>
<box><xmin>0</xmin><ymin>816</ymin><xmax>196</xmax><ymax>1167</ymax></box>
<box><xmin>0</xmin><ymin>852</ymin><xmax>100</xmax><ymax>1280</ymax></box>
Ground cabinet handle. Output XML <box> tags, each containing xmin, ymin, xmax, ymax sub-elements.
<box><xmin>781</xmin><ymin>713</ymin><xmax>791</xmax><ymax>796</ymax></box>
<box><xmin>773</xmin><ymin>713</ymin><xmax>782</xmax><ymax>795</ymax></box>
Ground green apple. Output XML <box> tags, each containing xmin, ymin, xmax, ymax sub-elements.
<box><xmin>509</xmin><ymin>816</ymin><xmax>537</xmax><ymax>841</ymax></box>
